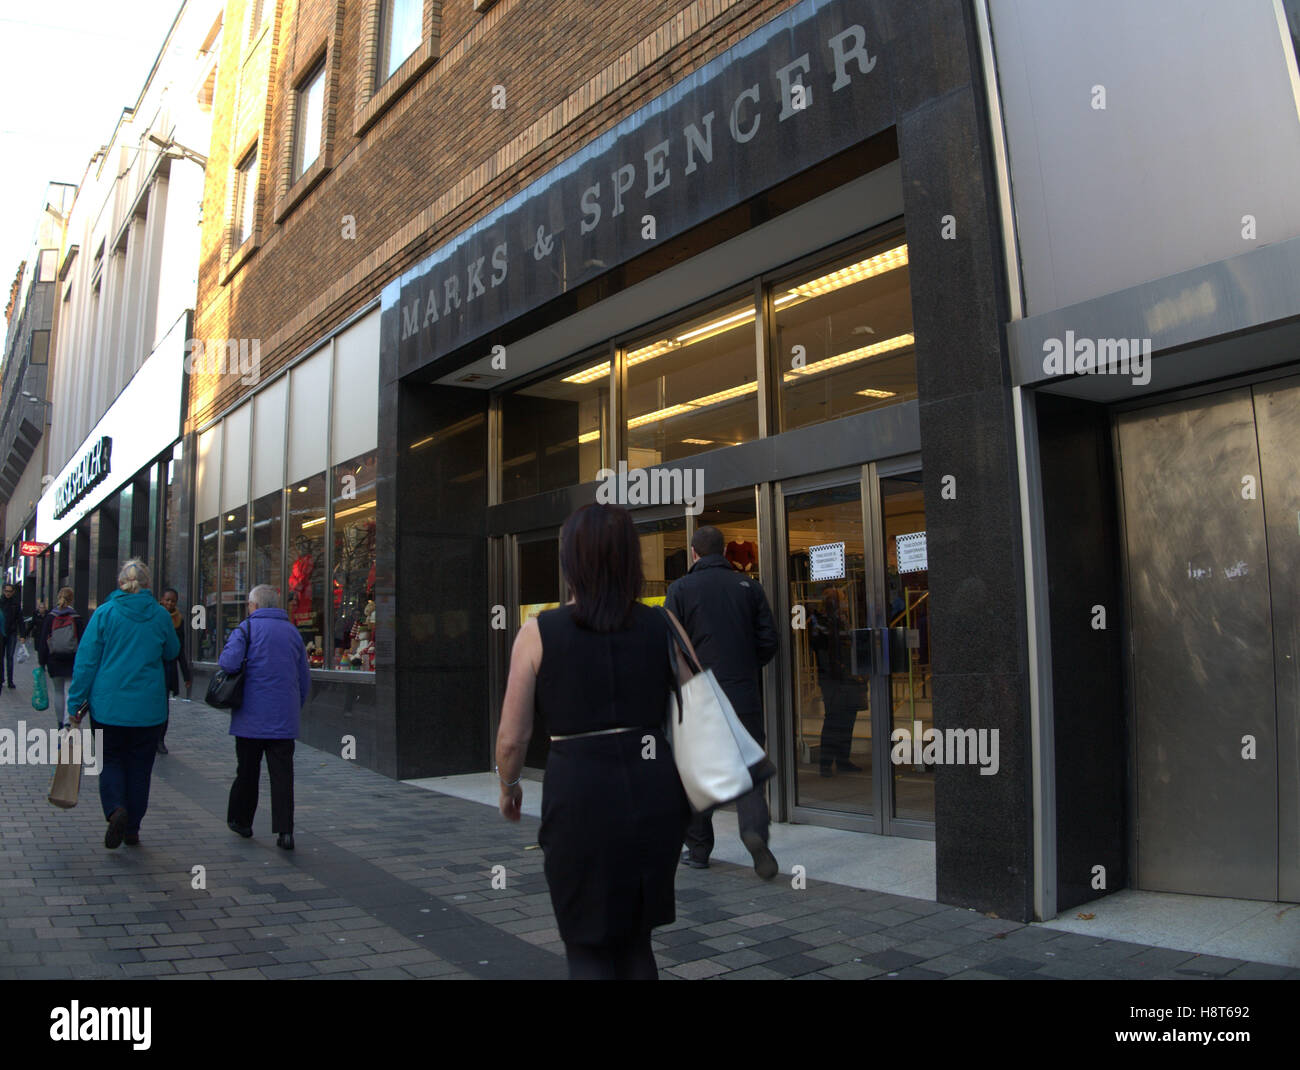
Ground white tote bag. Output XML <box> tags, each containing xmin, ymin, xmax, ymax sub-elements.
<box><xmin>661</xmin><ymin>609</ymin><xmax>775</xmax><ymax>813</ymax></box>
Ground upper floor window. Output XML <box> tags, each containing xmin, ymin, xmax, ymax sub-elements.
<box><xmin>293</xmin><ymin>62</ymin><xmax>326</xmax><ymax>181</ymax></box>
<box><xmin>234</xmin><ymin>147</ymin><xmax>259</xmax><ymax>248</ymax></box>
<box><xmin>378</xmin><ymin>0</ymin><xmax>423</xmax><ymax>83</ymax></box>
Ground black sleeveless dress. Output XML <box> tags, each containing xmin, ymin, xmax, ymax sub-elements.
<box><xmin>535</xmin><ymin>602</ymin><xmax>690</xmax><ymax>946</ymax></box>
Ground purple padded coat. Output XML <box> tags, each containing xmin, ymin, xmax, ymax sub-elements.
<box><xmin>218</xmin><ymin>608</ymin><xmax>312</xmax><ymax>739</ymax></box>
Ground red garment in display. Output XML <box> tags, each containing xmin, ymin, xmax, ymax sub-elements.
<box><xmin>725</xmin><ymin>539</ymin><xmax>758</xmax><ymax>571</ymax></box>
<box><xmin>288</xmin><ymin>554</ymin><xmax>315</xmax><ymax>625</ymax></box>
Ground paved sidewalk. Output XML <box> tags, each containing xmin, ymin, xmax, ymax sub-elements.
<box><xmin>0</xmin><ymin>667</ymin><xmax>1294</xmax><ymax>980</ymax></box>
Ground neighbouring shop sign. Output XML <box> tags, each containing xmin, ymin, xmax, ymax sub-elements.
<box><xmin>36</xmin><ymin>316</ymin><xmax>186</xmax><ymax>545</ymax></box>
<box><xmin>389</xmin><ymin>0</ymin><xmax>889</xmax><ymax>375</ymax></box>
<box><xmin>896</xmin><ymin>531</ymin><xmax>927</xmax><ymax>573</ymax></box>
<box><xmin>18</xmin><ymin>541</ymin><xmax>49</xmax><ymax>556</ymax></box>
<box><xmin>809</xmin><ymin>541</ymin><xmax>846</xmax><ymax>581</ymax></box>
<box><xmin>53</xmin><ymin>437</ymin><xmax>112</xmax><ymax>520</ymax></box>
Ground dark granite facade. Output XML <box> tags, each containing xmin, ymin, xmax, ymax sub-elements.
<box><xmin>371</xmin><ymin>0</ymin><xmax>1034</xmax><ymax>917</ymax></box>
<box><xmin>1036</xmin><ymin>393</ymin><xmax>1127</xmax><ymax>911</ymax></box>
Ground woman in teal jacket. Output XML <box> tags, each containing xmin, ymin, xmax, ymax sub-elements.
<box><xmin>68</xmin><ymin>559</ymin><xmax>179</xmax><ymax>849</ymax></box>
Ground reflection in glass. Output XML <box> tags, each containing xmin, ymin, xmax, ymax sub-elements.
<box><xmin>776</xmin><ymin>241</ymin><xmax>916</xmax><ymax>433</ymax></box>
<box><xmin>625</xmin><ymin>298</ymin><xmax>759</xmax><ymax>466</ymax></box>
<box><xmin>786</xmin><ymin>485</ymin><xmax>871</xmax><ymax>815</ymax></box>
<box><xmin>882</xmin><ymin>473</ymin><xmax>933</xmax><ymax>823</ymax></box>
<box><xmin>197</xmin><ymin>518</ymin><xmax>219</xmax><ymax>660</ymax></box>
<box><xmin>286</xmin><ymin>473</ymin><xmax>326</xmax><ymax>666</ymax></box>
<box><xmin>331</xmin><ymin>452</ymin><xmax>378</xmax><ymax>670</ymax></box>
<box><xmin>252</xmin><ymin>490</ymin><xmax>282</xmax><ymax>594</ymax></box>
<box><xmin>500</xmin><ymin>364</ymin><xmax>606</xmax><ymax>502</ymax></box>
<box><xmin>635</xmin><ymin>515</ymin><xmax>687</xmax><ymax>603</ymax></box>
<box><xmin>221</xmin><ymin>506</ymin><xmax>249</xmax><ymax>645</ymax></box>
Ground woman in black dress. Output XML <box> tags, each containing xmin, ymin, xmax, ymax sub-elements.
<box><xmin>495</xmin><ymin>503</ymin><xmax>695</xmax><ymax>980</ymax></box>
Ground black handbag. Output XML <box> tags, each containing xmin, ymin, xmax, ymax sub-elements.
<box><xmin>204</xmin><ymin>618</ymin><xmax>252</xmax><ymax>710</ymax></box>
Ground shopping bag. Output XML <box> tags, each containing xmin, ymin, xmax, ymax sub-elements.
<box><xmin>32</xmin><ymin>665</ymin><xmax>48</xmax><ymax>711</ymax></box>
<box><xmin>48</xmin><ymin>732</ymin><xmax>82</xmax><ymax>808</ymax></box>
<box><xmin>16</xmin><ymin>641</ymin><xmax>29</xmax><ymax>664</ymax></box>
<box><xmin>659</xmin><ymin>609</ymin><xmax>775</xmax><ymax>812</ymax></box>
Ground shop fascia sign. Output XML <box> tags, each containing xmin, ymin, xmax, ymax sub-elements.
<box><xmin>391</xmin><ymin>0</ymin><xmax>888</xmax><ymax>373</ymax></box>
<box><xmin>35</xmin><ymin>317</ymin><xmax>186</xmax><ymax>544</ymax></box>
<box><xmin>53</xmin><ymin>437</ymin><xmax>112</xmax><ymax>520</ymax></box>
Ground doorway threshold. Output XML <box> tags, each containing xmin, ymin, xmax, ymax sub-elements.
<box><xmin>1041</xmin><ymin>889</ymin><xmax>1300</xmax><ymax>969</ymax></box>
<box><xmin>404</xmin><ymin>772</ymin><xmax>937</xmax><ymax>900</ymax></box>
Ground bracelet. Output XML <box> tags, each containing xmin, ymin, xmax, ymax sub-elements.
<box><xmin>495</xmin><ymin>765</ymin><xmax>521</xmax><ymax>788</ymax></box>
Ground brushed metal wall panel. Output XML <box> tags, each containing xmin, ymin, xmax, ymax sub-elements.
<box><xmin>1117</xmin><ymin>389</ymin><xmax>1278</xmax><ymax>900</ymax></box>
<box><xmin>1253</xmin><ymin>375</ymin><xmax>1300</xmax><ymax>903</ymax></box>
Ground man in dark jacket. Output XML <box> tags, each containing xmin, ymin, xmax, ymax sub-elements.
<box><xmin>0</xmin><ymin>583</ymin><xmax>21</xmax><ymax>688</ymax></box>
<box><xmin>665</xmin><ymin>525</ymin><xmax>780</xmax><ymax>879</ymax></box>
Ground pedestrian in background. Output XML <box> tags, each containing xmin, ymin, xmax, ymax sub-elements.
<box><xmin>222</xmin><ymin>585</ymin><xmax>310</xmax><ymax>850</ymax></box>
<box><xmin>67</xmin><ymin>560</ymin><xmax>178</xmax><ymax>849</ymax></box>
<box><xmin>28</xmin><ymin>599</ymin><xmax>47</xmax><ymax>645</ymax></box>
<box><xmin>157</xmin><ymin>587</ymin><xmax>192</xmax><ymax>754</ymax></box>
<box><xmin>666</xmin><ymin>525</ymin><xmax>780</xmax><ymax>878</ymax></box>
<box><xmin>0</xmin><ymin>582</ymin><xmax>21</xmax><ymax>689</ymax></box>
<box><xmin>496</xmin><ymin>502</ymin><xmax>693</xmax><ymax>980</ymax></box>
<box><xmin>37</xmin><ymin>588</ymin><xmax>83</xmax><ymax>728</ymax></box>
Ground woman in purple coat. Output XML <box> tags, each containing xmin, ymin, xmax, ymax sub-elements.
<box><xmin>220</xmin><ymin>584</ymin><xmax>312</xmax><ymax>849</ymax></box>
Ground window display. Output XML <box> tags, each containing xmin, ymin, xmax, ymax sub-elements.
<box><xmin>286</xmin><ymin>473</ymin><xmax>326</xmax><ymax>665</ymax></box>
<box><xmin>330</xmin><ymin>452</ymin><xmax>377</xmax><ymax>670</ymax></box>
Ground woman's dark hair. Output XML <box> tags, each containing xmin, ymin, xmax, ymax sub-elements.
<box><xmin>559</xmin><ymin>503</ymin><xmax>643</xmax><ymax>632</ymax></box>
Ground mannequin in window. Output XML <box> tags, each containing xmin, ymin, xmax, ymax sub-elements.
<box><xmin>725</xmin><ymin>537</ymin><xmax>758</xmax><ymax>572</ymax></box>
<box><xmin>288</xmin><ymin>536</ymin><xmax>315</xmax><ymax>627</ymax></box>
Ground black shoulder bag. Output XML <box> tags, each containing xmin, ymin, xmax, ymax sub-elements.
<box><xmin>205</xmin><ymin>617</ymin><xmax>252</xmax><ymax>710</ymax></box>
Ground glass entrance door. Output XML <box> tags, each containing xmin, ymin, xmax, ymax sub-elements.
<box><xmin>780</xmin><ymin>463</ymin><xmax>932</xmax><ymax>835</ymax></box>
<box><xmin>784</xmin><ymin>479</ymin><xmax>874</xmax><ymax>819</ymax></box>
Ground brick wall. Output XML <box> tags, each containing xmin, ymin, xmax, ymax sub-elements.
<box><xmin>190</xmin><ymin>0</ymin><xmax>803</xmax><ymax>430</ymax></box>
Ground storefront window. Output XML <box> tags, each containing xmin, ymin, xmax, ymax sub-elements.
<box><xmin>162</xmin><ymin>443</ymin><xmax>185</xmax><ymax>601</ymax></box>
<box><xmin>776</xmin><ymin>241</ymin><xmax>916</xmax><ymax>432</ymax></box>
<box><xmin>197</xmin><ymin>518</ymin><xmax>219</xmax><ymax>659</ymax></box>
<box><xmin>251</xmin><ymin>489</ymin><xmax>282</xmax><ymax>594</ymax></box>
<box><xmin>286</xmin><ymin>473</ymin><xmax>326</xmax><ymax>666</ymax></box>
<box><xmin>221</xmin><ymin>506</ymin><xmax>248</xmax><ymax>644</ymax></box>
<box><xmin>635</xmin><ymin>514</ymin><xmax>688</xmax><ymax>603</ymax></box>
<box><xmin>500</xmin><ymin>360</ymin><xmax>607</xmax><ymax>502</ymax></box>
<box><xmin>330</xmin><ymin>452</ymin><xmax>377</xmax><ymax>670</ymax></box>
<box><xmin>625</xmin><ymin>297</ymin><xmax>759</xmax><ymax>466</ymax></box>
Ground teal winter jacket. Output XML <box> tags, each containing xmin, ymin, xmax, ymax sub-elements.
<box><xmin>67</xmin><ymin>590</ymin><xmax>180</xmax><ymax>726</ymax></box>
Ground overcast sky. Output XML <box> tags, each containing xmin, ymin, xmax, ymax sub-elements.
<box><xmin>0</xmin><ymin>1</ymin><xmax>185</xmax><ymax>321</ymax></box>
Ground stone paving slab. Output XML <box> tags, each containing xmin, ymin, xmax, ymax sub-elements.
<box><xmin>2</xmin><ymin>679</ymin><xmax>1296</xmax><ymax>981</ymax></box>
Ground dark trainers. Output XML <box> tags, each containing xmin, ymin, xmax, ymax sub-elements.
<box><xmin>276</xmin><ymin>832</ymin><xmax>294</xmax><ymax>851</ymax></box>
<box><xmin>124</xmin><ymin>832</ymin><xmax>140</xmax><ymax>846</ymax></box>
<box><xmin>105</xmin><ymin>807</ymin><xmax>128</xmax><ymax>849</ymax></box>
<box><xmin>741</xmin><ymin>830</ymin><xmax>779</xmax><ymax>881</ymax></box>
<box><xmin>227</xmin><ymin>821</ymin><xmax>253</xmax><ymax>839</ymax></box>
<box><xmin>680</xmin><ymin>849</ymin><xmax>709</xmax><ymax>869</ymax></box>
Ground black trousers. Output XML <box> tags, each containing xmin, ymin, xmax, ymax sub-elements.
<box><xmin>683</xmin><ymin>782</ymin><xmax>770</xmax><ymax>862</ymax></box>
<box><xmin>0</xmin><ymin>631</ymin><xmax>16</xmax><ymax>684</ymax></box>
<box><xmin>563</xmin><ymin>933</ymin><xmax>658</xmax><ymax>980</ymax></box>
<box><xmin>227</xmin><ymin>737</ymin><xmax>295</xmax><ymax>834</ymax></box>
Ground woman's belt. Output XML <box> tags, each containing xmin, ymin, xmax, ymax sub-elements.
<box><xmin>549</xmin><ymin>725</ymin><xmax>647</xmax><ymax>742</ymax></box>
